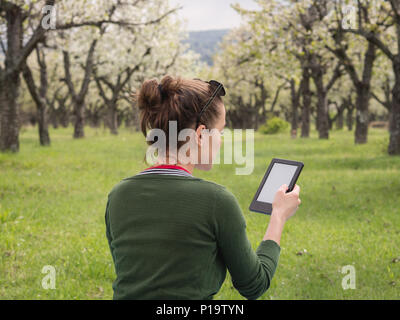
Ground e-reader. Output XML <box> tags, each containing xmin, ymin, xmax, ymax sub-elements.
<box><xmin>249</xmin><ymin>158</ymin><xmax>304</xmax><ymax>215</ymax></box>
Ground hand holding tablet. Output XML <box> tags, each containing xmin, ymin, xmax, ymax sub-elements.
<box><xmin>249</xmin><ymin>158</ymin><xmax>304</xmax><ymax>216</ymax></box>
<box><xmin>271</xmin><ymin>183</ymin><xmax>301</xmax><ymax>221</ymax></box>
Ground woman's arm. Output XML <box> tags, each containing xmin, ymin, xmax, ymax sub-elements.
<box><xmin>263</xmin><ymin>213</ymin><xmax>285</xmax><ymax>245</ymax></box>
<box><xmin>214</xmin><ymin>187</ymin><xmax>281</xmax><ymax>300</ymax></box>
<box><xmin>214</xmin><ymin>184</ymin><xmax>301</xmax><ymax>300</ymax></box>
<box><xmin>263</xmin><ymin>184</ymin><xmax>301</xmax><ymax>245</ymax></box>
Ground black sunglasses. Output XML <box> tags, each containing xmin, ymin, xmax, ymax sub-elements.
<box><xmin>194</xmin><ymin>79</ymin><xmax>226</xmax><ymax>129</ymax></box>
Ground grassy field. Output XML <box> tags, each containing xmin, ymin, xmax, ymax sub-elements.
<box><xmin>0</xmin><ymin>125</ymin><xmax>399</xmax><ymax>300</ymax></box>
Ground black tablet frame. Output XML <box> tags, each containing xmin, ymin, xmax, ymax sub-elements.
<box><xmin>249</xmin><ymin>158</ymin><xmax>304</xmax><ymax>215</ymax></box>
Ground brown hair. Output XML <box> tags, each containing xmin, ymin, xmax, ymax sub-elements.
<box><xmin>132</xmin><ymin>75</ymin><xmax>223</xmax><ymax>150</ymax></box>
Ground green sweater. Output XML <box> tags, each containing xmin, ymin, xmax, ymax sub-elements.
<box><xmin>105</xmin><ymin>173</ymin><xmax>281</xmax><ymax>300</ymax></box>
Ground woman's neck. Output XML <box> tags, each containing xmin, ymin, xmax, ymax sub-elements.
<box><xmin>155</xmin><ymin>159</ymin><xmax>195</xmax><ymax>174</ymax></box>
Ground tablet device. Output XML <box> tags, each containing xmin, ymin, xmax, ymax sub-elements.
<box><xmin>249</xmin><ymin>158</ymin><xmax>304</xmax><ymax>215</ymax></box>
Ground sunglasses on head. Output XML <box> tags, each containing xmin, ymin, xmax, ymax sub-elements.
<box><xmin>194</xmin><ymin>79</ymin><xmax>226</xmax><ymax>129</ymax></box>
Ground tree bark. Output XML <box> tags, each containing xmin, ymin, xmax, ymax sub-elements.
<box><xmin>49</xmin><ymin>104</ymin><xmax>59</xmax><ymax>129</ymax></box>
<box><xmin>327</xmin><ymin>101</ymin><xmax>339</xmax><ymax>130</ymax></box>
<box><xmin>336</xmin><ymin>101</ymin><xmax>346</xmax><ymax>130</ymax></box>
<box><xmin>311</xmin><ymin>66</ymin><xmax>329</xmax><ymax>139</ymax></box>
<box><xmin>301</xmin><ymin>67</ymin><xmax>311</xmax><ymax>138</ymax></box>
<box><xmin>37</xmin><ymin>103</ymin><xmax>50</xmax><ymax>145</ymax></box>
<box><xmin>354</xmin><ymin>85</ymin><xmax>370</xmax><ymax>144</ymax></box>
<box><xmin>0</xmin><ymin>76</ymin><xmax>20</xmax><ymax>152</ymax></box>
<box><xmin>346</xmin><ymin>102</ymin><xmax>355</xmax><ymax>131</ymax></box>
<box><xmin>73</xmin><ymin>102</ymin><xmax>85</xmax><ymax>139</ymax></box>
<box><xmin>389</xmin><ymin>59</ymin><xmax>400</xmax><ymax>155</ymax></box>
<box><xmin>0</xmin><ymin>5</ymin><xmax>23</xmax><ymax>152</ymax></box>
<box><xmin>257</xmin><ymin>78</ymin><xmax>269</xmax><ymax>127</ymax></box>
<box><xmin>337</xmin><ymin>110</ymin><xmax>344</xmax><ymax>129</ymax></box>
<box><xmin>108</xmin><ymin>106</ymin><xmax>119</xmax><ymax>135</ymax></box>
<box><xmin>290</xmin><ymin>78</ymin><xmax>301</xmax><ymax>138</ymax></box>
<box><xmin>56</xmin><ymin>96</ymin><xmax>69</xmax><ymax>128</ymax></box>
<box><xmin>22</xmin><ymin>46</ymin><xmax>51</xmax><ymax>146</ymax></box>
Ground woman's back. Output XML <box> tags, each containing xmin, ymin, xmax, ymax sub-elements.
<box><xmin>105</xmin><ymin>167</ymin><xmax>280</xmax><ymax>300</ymax></box>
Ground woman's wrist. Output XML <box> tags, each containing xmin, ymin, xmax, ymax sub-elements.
<box><xmin>263</xmin><ymin>210</ymin><xmax>286</xmax><ymax>245</ymax></box>
<box><xmin>270</xmin><ymin>209</ymin><xmax>286</xmax><ymax>225</ymax></box>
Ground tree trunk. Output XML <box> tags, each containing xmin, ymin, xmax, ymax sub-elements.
<box><xmin>336</xmin><ymin>106</ymin><xmax>344</xmax><ymax>130</ymax></box>
<box><xmin>314</xmin><ymin>82</ymin><xmax>329</xmax><ymax>138</ymax></box>
<box><xmin>290</xmin><ymin>78</ymin><xmax>301</xmax><ymax>138</ymax></box>
<box><xmin>0</xmin><ymin>5</ymin><xmax>24</xmax><ymax>152</ymax></box>
<box><xmin>346</xmin><ymin>106</ymin><xmax>354</xmax><ymax>131</ymax></box>
<box><xmin>124</xmin><ymin>110</ymin><xmax>134</xmax><ymax>129</ymax></box>
<box><xmin>49</xmin><ymin>104</ymin><xmax>59</xmax><ymax>129</ymax></box>
<box><xmin>318</xmin><ymin>95</ymin><xmax>329</xmax><ymax>139</ymax></box>
<box><xmin>73</xmin><ymin>102</ymin><xmax>85</xmax><ymax>139</ymax></box>
<box><xmin>22</xmin><ymin>61</ymin><xmax>51</xmax><ymax>146</ymax></box>
<box><xmin>37</xmin><ymin>104</ymin><xmax>50</xmax><ymax>145</ymax></box>
<box><xmin>108</xmin><ymin>106</ymin><xmax>119</xmax><ymax>135</ymax></box>
<box><xmin>354</xmin><ymin>85</ymin><xmax>370</xmax><ymax>144</ymax></box>
<box><xmin>61</xmin><ymin>116</ymin><xmax>69</xmax><ymax>128</ymax></box>
<box><xmin>132</xmin><ymin>105</ymin><xmax>141</xmax><ymax>132</ymax></box>
<box><xmin>311</xmin><ymin>65</ymin><xmax>329</xmax><ymax>139</ymax></box>
<box><xmin>58</xmin><ymin>99</ymin><xmax>69</xmax><ymax>128</ymax></box>
<box><xmin>328</xmin><ymin>108</ymin><xmax>336</xmax><ymax>131</ymax></box>
<box><xmin>301</xmin><ymin>68</ymin><xmax>311</xmax><ymax>138</ymax></box>
<box><xmin>354</xmin><ymin>42</ymin><xmax>375</xmax><ymax>144</ymax></box>
<box><xmin>0</xmin><ymin>76</ymin><xmax>20</xmax><ymax>152</ymax></box>
<box><xmin>389</xmin><ymin>59</ymin><xmax>400</xmax><ymax>155</ymax></box>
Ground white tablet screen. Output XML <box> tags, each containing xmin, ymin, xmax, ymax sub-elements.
<box><xmin>256</xmin><ymin>163</ymin><xmax>298</xmax><ymax>203</ymax></box>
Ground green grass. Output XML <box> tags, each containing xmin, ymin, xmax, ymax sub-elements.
<box><xmin>0</xmin><ymin>125</ymin><xmax>399</xmax><ymax>299</ymax></box>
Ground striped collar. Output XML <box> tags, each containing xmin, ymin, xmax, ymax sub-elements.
<box><xmin>136</xmin><ymin>164</ymin><xmax>194</xmax><ymax>177</ymax></box>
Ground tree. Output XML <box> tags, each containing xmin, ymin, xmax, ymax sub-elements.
<box><xmin>325</xmin><ymin>1</ymin><xmax>378</xmax><ymax>144</ymax></box>
<box><xmin>301</xmin><ymin>66</ymin><xmax>312</xmax><ymax>137</ymax></box>
<box><xmin>0</xmin><ymin>0</ymin><xmax>56</xmax><ymax>152</ymax></box>
<box><xmin>22</xmin><ymin>44</ymin><xmax>52</xmax><ymax>145</ymax></box>
<box><xmin>341</xmin><ymin>0</ymin><xmax>400</xmax><ymax>154</ymax></box>
<box><xmin>62</xmin><ymin>39</ymin><xmax>97</xmax><ymax>138</ymax></box>
<box><xmin>371</xmin><ymin>48</ymin><xmax>394</xmax><ymax>131</ymax></box>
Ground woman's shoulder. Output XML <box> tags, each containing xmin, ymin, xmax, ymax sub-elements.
<box><xmin>106</xmin><ymin>174</ymin><xmax>236</xmax><ymax>204</ymax></box>
<box><xmin>195</xmin><ymin>179</ymin><xmax>239</xmax><ymax>208</ymax></box>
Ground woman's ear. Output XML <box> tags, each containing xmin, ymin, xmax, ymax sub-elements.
<box><xmin>195</xmin><ymin>124</ymin><xmax>206</xmax><ymax>146</ymax></box>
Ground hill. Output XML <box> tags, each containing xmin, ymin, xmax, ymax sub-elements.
<box><xmin>184</xmin><ymin>29</ymin><xmax>230</xmax><ymax>66</ymax></box>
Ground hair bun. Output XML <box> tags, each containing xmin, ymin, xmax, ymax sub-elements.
<box><xmin>159</xmin><ymin>75</ymin><xmax>181</xmax><ymax>99</ymax></box>
<box><xmin>135</xmin><ymin>78</ymin><xmax>161</xmax><ymax>113</ymax></box>
<box><xmin>134</xmin><ymin>76</ymin><xmax>182</xmax><ymax>113</ymax></box>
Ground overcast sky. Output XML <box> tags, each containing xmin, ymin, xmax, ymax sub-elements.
<box><xmin>170</xmin><ymin>0</ymin><xmax>260</xmax><ymax>31</ymax></box>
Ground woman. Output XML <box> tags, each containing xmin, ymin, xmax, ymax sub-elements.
<box><xmin>105</xmin><ymin>75</ymin><xmax>301</xmax><ymax>300</ymax></box>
